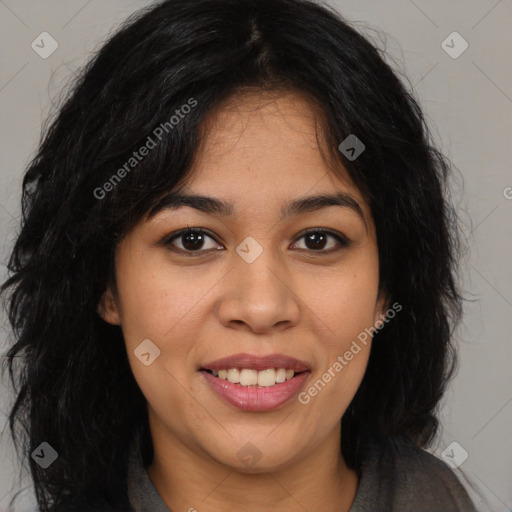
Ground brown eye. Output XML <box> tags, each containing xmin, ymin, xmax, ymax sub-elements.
<box><xmin>164</xmin><ymin>228</ymin><xmax>222</xmax><ymax>255</ymax></box>
<box><xmin>292</xmin><ymin>230</ymin><xmax>349</xmax><ymax>253</ymax></box>
<box><xmin>162</xmin><ymin>227</ymin><xmax>349</xmax><ymax>257</ymax></box>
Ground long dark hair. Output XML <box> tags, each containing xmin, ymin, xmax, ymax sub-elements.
<box><xmin>1</xmin><ymin>0</ymin><xmax>463</xmax><ymax>510</ymax></box>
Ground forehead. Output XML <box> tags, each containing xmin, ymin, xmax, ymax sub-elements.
<box><xmin>184</xmin><ymin>89</ymin><xmax>365</xmax><ymax>205</ymax></box>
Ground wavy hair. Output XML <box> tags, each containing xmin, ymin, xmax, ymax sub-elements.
<box><xmin>1</xmin><ymin>0</ymin><xmax>463</xmax><ymax>510</ymax></box>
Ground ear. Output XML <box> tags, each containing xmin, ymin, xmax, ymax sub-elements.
<box><xmin>97</xmin><ymin>287</ymin><xmax>121</xmax><ymax>325</ymax></box>
<box><xmin>373</xmin><ymin>288</ymin><xmax>391</xmax><ymax>325</ymax></box>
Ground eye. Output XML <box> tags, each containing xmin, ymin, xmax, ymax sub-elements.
<box><xmin>163</xmin><ymin>227</ymin><xmax>223</xmax><ymax>255</ymax></box>
<box><xmin>291</xmin><ymin>229</ymin><xmax>350</xmax><ymax>253</ymax></box>
<box><xmin>161</xmin><ymin>227</ymin><xmax>350</xmax><ymax>257</ymax></box>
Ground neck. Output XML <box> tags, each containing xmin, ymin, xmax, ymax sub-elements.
<box><xmin>146</xmin><ymin>421</ymin><xmax>358</xmax><ymax>512</ymax></box>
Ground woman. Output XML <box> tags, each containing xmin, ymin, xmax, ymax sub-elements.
<box><xmin>1</xmin><ymin>0</ymin><xmax>477</xmax><ymax>510</ymax></box>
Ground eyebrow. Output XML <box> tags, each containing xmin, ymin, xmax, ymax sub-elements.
<box><xmin>150</xmin><ymin>191</ymin><xmax>365</xmax><ymax>223</ymax></box>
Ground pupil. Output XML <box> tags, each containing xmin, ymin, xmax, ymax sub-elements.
<box><xmin>306</xmin><ymin>232</ymin><xmax>326</xmax><ymax>250</ymax></box>
<box><xmin>182</xmin><ymin>232</ymin><xmax>204</xmax><ymax>251</ymax></box>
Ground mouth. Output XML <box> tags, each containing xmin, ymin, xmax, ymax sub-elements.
<box><xmin>199</xmin><ymin>367</ymin><xmax>311</xmax><ymax>411</ymax></box>
<box><xmin>199</xmin><ymin>353</ymin><xmax>312</xmax><ymax>411</ymax></box>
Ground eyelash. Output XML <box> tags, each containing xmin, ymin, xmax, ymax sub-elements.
<box><xmin>161</xmin><ymin>227</ymin><xmax>350</xmax><ymax>257</ymax></box>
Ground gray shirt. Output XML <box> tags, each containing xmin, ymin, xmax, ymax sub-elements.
<box><xmin>127</xmin><ymin>434</ymin><xmax>478</xmax><ymax>511</ymax></box>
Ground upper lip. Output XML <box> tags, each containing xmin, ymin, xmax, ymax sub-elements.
<box><xmin>201</xmin><ymin>353</ymin><xmax>311</xmax><ymax>372</ymax></box>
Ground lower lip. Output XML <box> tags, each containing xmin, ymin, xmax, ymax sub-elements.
<box><xmin>200</xmin><ymin>370</ymin><xmax>310</xmax><ymax>411</ymax></box>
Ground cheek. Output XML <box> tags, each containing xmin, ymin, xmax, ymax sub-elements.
<box><xmin>117</xmin><ymin>264</ymin><xmax>205</xmax><ymax>429</ymax></box>
<box><xmin>292</xmin><ymin>254</ymin><xmax>379</xmax><ymax>423</ymax></box>
<box><xmin>301</xmin><ymin>255</ymin><xmax>380</xmax><ymax>348</ymax></box>
<box><xmin>114</xmin><ymin>255</ymin><xmax>226</xmax><ymax>417</ymax></box>
<box><xmin>296</xmin><ymin>348</ymin><xmax>370</xmax><ymax>443</ymax></box>
<box><xmin>297</xmin><ymin>284</ymin><xmax>376</xmax><ymax>431</ymax></box>
<box><xmin>114</xmin><ymin>255</ymin><xmax>215</xmax><ymax>347</ymax></box>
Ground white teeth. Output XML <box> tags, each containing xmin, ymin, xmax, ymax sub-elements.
<box><xmin>239</xmin><ymin>369</ymin><xmax>258</xmax><ymax>386</ymax></box>
<box><xmin>227</xmin><ymin>368</ymin><xmax>240</xmax><ymax>384</ymax></box>
<box><xmin>212</xmin><ymin>367</ymin><xmax>297</xmax><ymax>387</ymax></box>
<box><xmin>257</xmin><ymin>369</ymin><xmax>275</xmax><ymax>387</ymax></box>
<box><xmin>275</xmin><ymin>368</ymin><xmax>287</xmax><ymax>383</ymax></box>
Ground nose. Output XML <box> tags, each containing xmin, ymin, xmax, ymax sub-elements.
<box><xmin>217</xmin><ymin>248</ymin><xmax>301</xmax><ymax>334</ymax></box>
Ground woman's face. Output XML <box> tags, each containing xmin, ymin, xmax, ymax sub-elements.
<box><xmin>100</xmin><ymin>91</ymin><xmax>387</xmax><ymax>472</ymax></box>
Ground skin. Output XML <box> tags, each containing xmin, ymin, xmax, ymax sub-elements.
<box><xmin>99</xmin><ymin>90</ymin><xmax>388</xmax><ymax>512</ymax></box>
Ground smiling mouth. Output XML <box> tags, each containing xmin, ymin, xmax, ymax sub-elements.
<box><xmin>202</xmin><ymin>368</ymin><xmax>308</xmax><ymax>388</ymax></box>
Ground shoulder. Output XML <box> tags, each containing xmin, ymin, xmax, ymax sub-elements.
<box><xmin>351</xmin><ymin>435</ymin><xmax>478</xmax><ymax>512</ymax></box>
<box><xmin>52</xmin><ymin>493</ymin><xmax>134</xmax><ymax>512</ymax></box>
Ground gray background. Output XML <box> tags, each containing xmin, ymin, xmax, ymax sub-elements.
<box><xmin>0</xmin><ymin>1</ymin><xmax>511</xmax><ymax>511</ymax></box>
